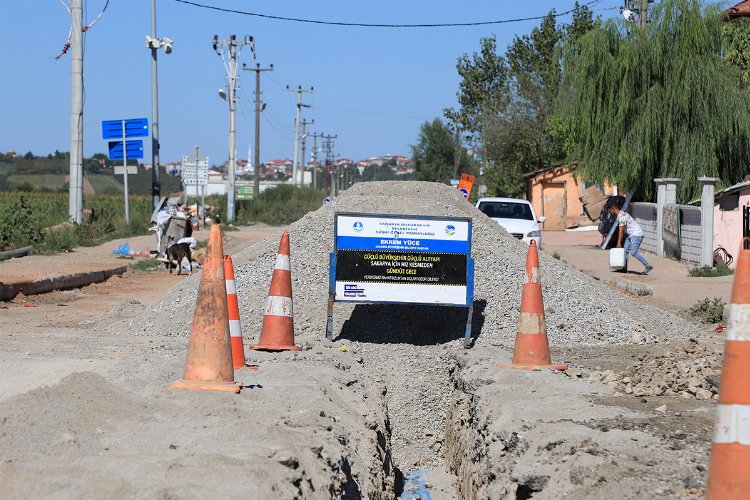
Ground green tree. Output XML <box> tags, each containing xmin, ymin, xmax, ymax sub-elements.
<box><xmin>361</xmin><ymin>164</ymin><xmax>397</xmax><ymax>182</ymax></box>
<box><xmin>411</xmin><ymin>118</ymin><xmax>473</xmax><ymax>184</ymax></box>
<box><xmin>555</xmin><ymin>0</ymin><xmax>750</xmax><ymax>202</ymax></box>
<box><xmin>446</xmin><ymin>3</ymin><xmax>597</xmax><ymax>198</ymax></box>
<box><xmin>444</xmin><ymin>36</ymin><xmax>509</xmax><ymax>138</ymax></box>
<box><xmin>723</xmin><ymin>18</ymin><xmax>750</xmax><ymax>94</ymax></box>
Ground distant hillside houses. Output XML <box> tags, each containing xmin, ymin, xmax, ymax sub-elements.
<box><xmin>166</xmin><ymin>154</ymin><xmax>413</xmax><ymax>181</ymax></box>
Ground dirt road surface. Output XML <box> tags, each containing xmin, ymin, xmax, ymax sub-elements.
<box><xmin>0</xmin><ymin>184</ymin><xmax>730</xmax><ymax>498</ymax></box>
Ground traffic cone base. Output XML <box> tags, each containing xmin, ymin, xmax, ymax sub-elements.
<box><xmin>251</xmin><ymin>315</ymin><xmax>301</xmax><ymax>351</ymax></box>
<box><xmin>170</xmin><ymin>379</ymin><xmax>240</xmax><ymax>393</ymax></box>
<box><xmin>497</xmin><ymin>332</ymin><xmax>568</xmax><ymax>371</ymax></box>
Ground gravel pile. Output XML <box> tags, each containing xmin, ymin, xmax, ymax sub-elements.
<box><xmin>124</xmin><ymin>181</ymin><xmax>704</xmax><ymax>471</ymax></box>
<box><xmin>589</xmin><ymin>339</ymin><xmax>722</xmax><ymax>400</ymax></box>
<box><xmin>131</xmin><ymin>181</ymin><xmax>702</xmax><ymax>349</ymax></box>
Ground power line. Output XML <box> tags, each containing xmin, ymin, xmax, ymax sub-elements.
<box><xmin>174</xmin><ymin>0</ymin><xmax>604</xmax><ymax>28</ymax></box>
<box><xmin>314</xmin><ymin>105</ymin><xmax>426</xmax><ymax>120</ymax></box>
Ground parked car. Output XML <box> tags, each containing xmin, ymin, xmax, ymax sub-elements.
<box><xmin>476</xmin><ymin>197</ymin><xmax>547</xmax><ymax>247</ymax></box>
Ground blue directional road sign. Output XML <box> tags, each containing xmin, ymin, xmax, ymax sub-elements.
<box><xmin>108</xmin><ymin>140</ymin><xmax>144</xmax><ymax>160</ymax></box>
<box><xmin>101</xmin><ymin>118</ymin><xmax>149</xmax><ymax>139</ymax></box>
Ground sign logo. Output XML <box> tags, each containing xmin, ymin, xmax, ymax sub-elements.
<box><xmin>343</xmin><ymin>284</ymin><xmax>366</xmax><ymax>297</ymax></box>
<box><xmin>445</xmin><ymin>224</ymin><xmax>456</xmax><ymax>236</ymax></box>
<box><xmin>353</xmin><ymin>221</ymin><xmax>364</xmax><ymax>232</ymax></box>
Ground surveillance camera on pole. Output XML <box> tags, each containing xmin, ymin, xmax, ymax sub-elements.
<box><xmin>145</xmin><ymin>35</ymin><xmax>174</xmax><ymax>54</ymax></box>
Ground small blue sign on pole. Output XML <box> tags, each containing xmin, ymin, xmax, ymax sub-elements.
<box><xmin>108</xmin><ymin>140</ymin><xmax>144</xmax><ymax>160</ymax></box>
<box><xmin>101</xmin><ymin>118</ymin><xmax>149</xmax><ymax>139</ymax></box>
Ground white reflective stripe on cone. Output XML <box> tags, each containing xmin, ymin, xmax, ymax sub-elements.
<box><xmin>713</xmin><ymin>404</ymin><xmax>750</xmax><ymax>445</ymax></box>
<box><xmin>265</xmin><ymin>295</ymin><xmax>293</xmax><ymax>317</ymax></box>
<box><xmin>229</xmin><ymin>320</ymin><xmax>241</xmax><ymax>338</ymax></box>
<box><xmin>225</xmin><ymin>279</ymin><xmax>236</xmax><ymax>295</ymax></box>
<box><xmin>726</xmin><ymin>304</ymin><xmax>750</xmax><ymax>342</ymax></box>
<box><xmin>274</xmin><ymin>254</ymin><xmax>290</xmax><ymax>271</ymax></box>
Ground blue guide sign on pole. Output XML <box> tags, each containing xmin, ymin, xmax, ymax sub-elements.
<box><xmin>101</xmin><ymin>118</ymin><xmax>149</xmax><ymax>139</ymax></box>
<box><xmin>108</xmin><ymin>140</ymin><xmax>144</xmax><ymax>160</ymax></box>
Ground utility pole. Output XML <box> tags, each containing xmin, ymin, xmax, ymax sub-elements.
<box><xmin>310</xmin><ymin>132</ymin><xmax>321</xmax><ymax>189</ymax></box>
<box><xmin>622</xmin><ymin>0</ymin><xmax>649</xmax><ymax>28</ymax></box>
<box><xmin>243</xmin><ymin>63</ymin><xmax>273</xmax><ymax>200</ymax></box>
<box><xmin>321</xmin><ymin>133</ymin><xmax>337</xmax><ymax>197</ymax></box>
<box><xmin>213</xmin><ymin>34</ymin><xmax>255</xmax><ymax>222</ymax></box>
<box><xmin>637</xmin><ymin>0</ymin><xmax>648</xmax><ymax>29</ymax></box>
<box><xmin>300</xmin><ymin>119</ymin><xmax>314</xmax><ymax>187</ymax></box>
<box><xmin>286</xmin><ymin>85</ymin><xmax>313</xmax><ymax>186</ymax></box>
<box><xmin>68</xmin><ymin>0</ymin><xmax>84</xmax><ymax>223</ymax></box>
<box><xmin>146</xmin><ymin>0</ymin><xmax>174</xmax><ymax>210</ymax></box>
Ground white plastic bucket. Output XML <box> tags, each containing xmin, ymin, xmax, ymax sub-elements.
<box><xmin>609</xmin><ymin>248</ymin><xmax>626</xmax><ymax>270</ymax></box>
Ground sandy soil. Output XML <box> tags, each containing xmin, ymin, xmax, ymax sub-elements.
<box><xmin>0</xmin><ymin>203</ymin><xmax>728</xmax><ymax>499</ymax></box>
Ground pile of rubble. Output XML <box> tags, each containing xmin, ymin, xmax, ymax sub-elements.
<box><xmin>589</xmin><ymin>339</ymin><xmax>722</xmax><ymax>400</ymax></box>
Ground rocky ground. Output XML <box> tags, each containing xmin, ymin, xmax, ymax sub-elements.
<box><xmin>0</xmin><ymin>181</ymin><xmax>726</xmax><ymax>498</ymax></box>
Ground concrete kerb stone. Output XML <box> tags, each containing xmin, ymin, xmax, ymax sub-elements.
<box><xmin>0</xmin><ymin>266</ymin><xmax>129</xmax><ymax>301</ymax></box>
<box><xmin>612</xmin><ymin>277</ymin><xmax>653</xmax><ymax>296</ymax></box>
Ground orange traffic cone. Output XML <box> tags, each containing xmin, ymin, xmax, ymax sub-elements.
<box><xmin>224</xmin><ymin>255</ymin><xmax>255</xmax><ymax>370</ymax></box>
<box><xmin>251</xmin><ymin>230</ymin><xmax>300</xmax><ymax>351</ymax></box>
<box><xmin>170</xmin><ymin>225</ymin><xmax>239</xmax><ymax>393</ymax></box>
<box><xmin>498</xmin><ymin>240</ymin><xmax>567</xmax><ymax>371</ymax></box>
<box><xmin>706</xmin><ymin>237</ymin><xmax>750</xmax><ymax>499</ymax></box>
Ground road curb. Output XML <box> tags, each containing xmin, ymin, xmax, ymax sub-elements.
<box><xmin>612</xmin><ymin>277</ymin><xmax>653</xmax><ymax>296</ymax></box>
<box><xmin>0</xmin><ymin>266</ymin><xmax>129</xmax><ymax>301</ymax></box>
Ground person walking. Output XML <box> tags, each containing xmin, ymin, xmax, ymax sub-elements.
<box><xmin>608</xmin><ymin>201</ymin><xmax>653</xmax><ymax>275</ymax></box>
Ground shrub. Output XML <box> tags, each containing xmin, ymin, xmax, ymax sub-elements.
<box><xmin>206</xmin><ymin>186</ymin><xmax>326</xmax><ymax>226</ymax></box>
<box><xmin>0</xmin><ymin>194</ymin><xmax>45</xmax><ymax>250</ymax></box>
<box><xmin>688</xmin><ymin>264</ymin><xmax>734</xmax><ymax>277</ymax></box>
<box><xmin>689</xmin><ymin>297</ymin><xmax>726</xmax><ymax>324</ymax></box>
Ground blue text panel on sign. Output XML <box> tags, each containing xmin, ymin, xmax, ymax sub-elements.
<box><xmin>101</xmin><ymin>118</ymin><xmax>149</xmax><ymax>139</ymax></box>
<box><xmin>108</xmin><ymin>140</ymin><xmax>144</xmax><ymax>160</ymax></box>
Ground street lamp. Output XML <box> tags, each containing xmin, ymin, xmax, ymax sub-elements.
<box><xmin>146</xmin><ymin>0</ymin><xmax>174</xmax><ymax>210</ymax></box>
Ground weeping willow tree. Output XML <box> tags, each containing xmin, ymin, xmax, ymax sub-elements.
<box><xmin>555</xmin><ymin>0</ymin><xmax>750</xmax><ymax>202</ymax></box>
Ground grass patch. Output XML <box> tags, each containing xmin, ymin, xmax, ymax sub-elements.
<box><xmin>552</xmin><ymin>251</ymin><xmax>561</xmax><ymax>260</ymax></box>
<box><xmin>205</xmin><ymin>185</ymin><xmax>326</xmax><ymax>226</ymax></box>
<box><xmin>130</xmin><ymin>258</ymin><xmax>163</xmax><ymax>271</ymax></box>
<box><xmin>689</xmin><ymin>297</ymin><xmax>726</xmax><ymax>324</ymax></box>
<box><xmin>0</xmin><ymin>192</ymin><xmax>154</xmax><ymax>253</ymax></box>
<box><xmin>7</xmin><ymin>174</ymin><xmax>67</xmax><ymax>191</ymax></box>
<box><xmin>688</xmin><ymin>264</ymin><xmax>734</xmax><ymax>277</ymax></box>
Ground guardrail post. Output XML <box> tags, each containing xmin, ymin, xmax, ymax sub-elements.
<box><xmin>655</xmin><ymin>178</ymin><xmax>681</xmax><ymax>257</ymax></box>
<box><xmin>698</xmin><ymin>177</ymin><xmax>720</xmax><ymax>267</ymax></box>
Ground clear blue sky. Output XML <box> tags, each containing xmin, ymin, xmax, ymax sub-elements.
<box><xmin>0</xmin><ymin>0</ymin><xmax>618</xmax><ymax>167</ymax></box>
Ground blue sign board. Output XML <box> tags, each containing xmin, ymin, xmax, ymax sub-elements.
<box><xmin>101</xmin><ymin>118</ymin><xmax>149</xmax><ymax>140</ymax></box>
<box><xmin>331</xmin><ymin>213</ymin><xmax>473</xmax><ymax>306</ymax></box>
<box><xmin>326</xmin><ymin>212</ymin><xmax>475</xmax><ymax>346</ymax></box>
<box><xmin>108</xmin><ymin>140</ymin><xmax>144</xmax><ymax>160</ymax></box>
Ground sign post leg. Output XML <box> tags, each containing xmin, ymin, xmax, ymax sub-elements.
<box><xmin>122</xmin><ymin>120</ymin><xmax>130</xmax><ymax>225</ymax></box>
<box><xmin>464</xmin><ymin>306</ymin><xmax>473</xmax><ymax>349</ymax></box>
<box><xmin>325</xmin><ymin>293</ymin><xmax>335</xmax><ymax>341</ymax></box>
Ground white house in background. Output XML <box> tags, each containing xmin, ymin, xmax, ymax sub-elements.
<box><xmin>185</xmin><ymin>169</ymin><xmax>226</xmax><ymax>197</ymax></box>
